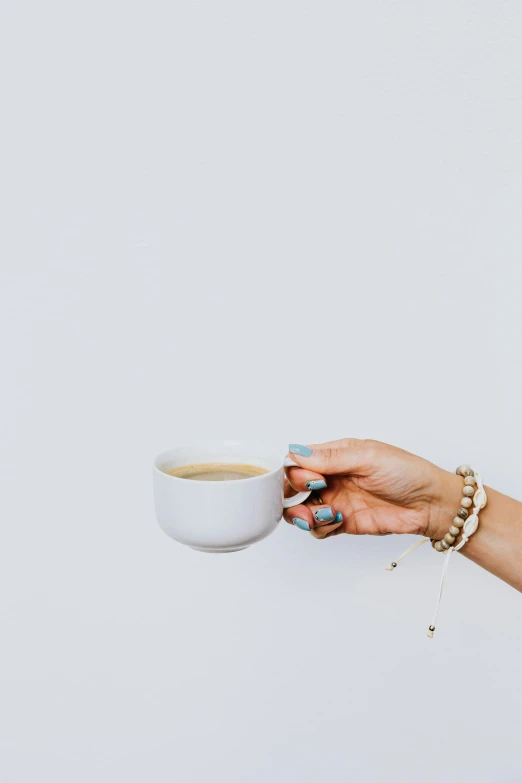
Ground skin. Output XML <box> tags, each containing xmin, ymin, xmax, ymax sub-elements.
<box><xmin>284</xmin><ymin>438</ymin><xmax>522</xmax><ymax>592</ymax></box>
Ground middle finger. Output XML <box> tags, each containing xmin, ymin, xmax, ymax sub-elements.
<box><xmin>285</xmin><ymin>466</ymin><xmax>328</xmax><ymax>492</ymax></box>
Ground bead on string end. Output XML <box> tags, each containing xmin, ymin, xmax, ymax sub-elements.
<box><xmin>385</xmin><ymin>561</ymin><xmax>398</xmax><ymax>572</ymax></box>
<box><xmin>427</xmin><ymin>625</ymin><xmax>435</xmax><ymax>639</ymax></box>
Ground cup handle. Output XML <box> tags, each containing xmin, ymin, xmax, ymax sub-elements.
<box><xmin>282</xmin><ymin>457</ymin><xmax>312</xmax><ymax>509</ymax></box>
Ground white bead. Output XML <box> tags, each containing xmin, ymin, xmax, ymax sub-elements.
<box><xmin>461</xmin><ymin>496</ymin><xmax>473</xmax><ymax>508</ymax></box>
<box><xmin>463</xmin><ymin>514</ymin><xmax>479</xmax><ymax>536</ymax></box>
<box><xmin>449</xmin><ymin>525</ymin><xmax>460</xmax><ymax>536</ymax></box>
<box><xmin>453</xmin><ymin>516</ymin><xmax>465</xmax><ymax>528</ymax></box>
<box><xmin>464</xmin><ymin>476</ymin><xmax>476</xmax><ymax>486</ymax></box>
<box><xmin>462</xmin><ymin>485</ymin><xmax>475</xmax><ymax>497</ymax></box>
<box><xmin>456</xmin><ymin>464</ymin><xmax>471</xmax><ymax>476</ymax></box>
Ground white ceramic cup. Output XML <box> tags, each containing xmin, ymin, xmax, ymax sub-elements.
<box><xmin>153</xmin><ymin>441</ymin><xmax>312</xmax><ymax>553</ymax></box>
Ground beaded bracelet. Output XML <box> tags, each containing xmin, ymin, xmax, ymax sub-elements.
<box><xmin>385</xmin><ymin>464</ymin><xmax>487</xmax><ymax>638</ymax></box>
<box><xmin>431</xmin><ymin>464</ymin><xmax>486</xmax><ymax>553</ymax></box>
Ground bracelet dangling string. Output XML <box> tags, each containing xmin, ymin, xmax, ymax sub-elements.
<box><xmin>427</xmin><ymin>546</ymin><xmax>454</xmax><ymax>638</ymax></box>
<box><xmin>384</xmin><ymin>537</ymin><xmax>430</xmax><ymax>570</ymax></box>
<box><xmin>384</xmin><ymin>465</ymin><xmax>486</xmax><ymax>638</ymax></box>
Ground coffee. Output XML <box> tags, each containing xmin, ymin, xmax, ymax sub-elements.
<box><xmin>167</xmin><ymin>462</ymin><xmax>269</xmax><ymax>481</ymax></box>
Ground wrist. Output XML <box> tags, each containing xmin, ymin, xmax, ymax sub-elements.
<box><xmin>425</xmin><ymin>469</ymin><xmax>463</xmax><ymax>541</ymax></box>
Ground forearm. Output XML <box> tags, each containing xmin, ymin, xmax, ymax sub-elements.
<box><xmin>437</xmin><ymin>472</ymin><xmax>522</xmax><ymax>591</ymax></box>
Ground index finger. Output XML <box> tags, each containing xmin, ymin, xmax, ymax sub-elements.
<box><xmin>285</xmin><ymin>467</ymin><xmax>327</xmax><ymax>492</ymax></box>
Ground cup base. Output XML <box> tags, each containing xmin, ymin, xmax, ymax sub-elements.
<box><xmin>190</xmin><ymin>545</ymin><xmax>249</xmax><ymax>554</ymax></box>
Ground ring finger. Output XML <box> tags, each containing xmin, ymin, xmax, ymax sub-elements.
<box><xmin>284</xmin><ymin>500</ymin><xmax>343</xmax><ymax>533</ymax></box>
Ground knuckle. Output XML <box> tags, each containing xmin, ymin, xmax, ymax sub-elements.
<box><xmin>363</xmin><ymin>440</ymin><xmax>381</xmax><ymax>465</ymax></box>
<box><xmin>340</xmin><ymin>437</ymin><xmax>359</xmax><ymax>449</ymax></box>
<box><xmin>321</xmin><ymin>447</ymin><xmax>341</xmax><ymax>464</ymax></box>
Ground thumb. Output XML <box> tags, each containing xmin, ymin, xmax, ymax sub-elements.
<box><xmin>287</xmin><ymin>440</ymin><xmax>376</xmax><ymax>476</ymax></box>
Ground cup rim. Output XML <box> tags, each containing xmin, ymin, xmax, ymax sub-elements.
<box><xmin>153</xmin><ymin>441</ymin><xmax>284</xmax><ymax>485</ymax></box>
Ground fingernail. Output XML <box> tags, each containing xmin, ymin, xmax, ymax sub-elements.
<box><xmin>292</xmin><ymin>517</ymin><xmax>311</xmax><ymax>532</ymax></box>
<box><xmin>289</xmin><ymin>443</ymin><xmax>313</xmax><ymax>457</ymax></box>
<box><xmin>306</xmin><ymin>479</ymin><xmax>327</xmax><ymax>491</ymax></box>
<box><xmin>335</xmin><ymin>511</ymin><xmax>343</xmax><ymax>523</ymax></box>
<box><xmin>314</xmin><ymin>507</ymin><xmax>335</xmax><ymax>523</ymax></box>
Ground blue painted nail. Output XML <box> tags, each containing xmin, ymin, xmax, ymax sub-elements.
<box><xmin>335</xmin><ymin>511</ymin><xmax>343</xmax><ymax>523</ymax></box>
<box><xmin>314</xmin><ymin>507</ymin><xmax>335</xmax><ymax>523</ymax></box>
<box><xmin>293</xmin><ymin>517</ymin><xmax>311</xmax><ymax>532</ymax></box>
<box><xmin>289</xmin><ymin>443</ymin><xmax>313</xmax><ymax>457</ymax></box>
<box><xmin>306</xmin><ymin>479</ymin><xmax>327</xmax><ymax>491</ymax></box>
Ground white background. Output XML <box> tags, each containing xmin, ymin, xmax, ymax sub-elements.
<box><xmin>1</xmin><ymin>2</ymin><xmax>522</xmax><ymax>781</ymax></box>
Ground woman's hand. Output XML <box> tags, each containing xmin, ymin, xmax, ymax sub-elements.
<box><xmin>284</xmin><ymin>439</ymin><xmax>460</xmax><ymax>540</ymax></box>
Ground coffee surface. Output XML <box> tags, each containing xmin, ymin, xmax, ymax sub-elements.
<box><xmin>167</xmin><ymin>462</ymin><xmax>269</xmax><ymax>481</ymax></box>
